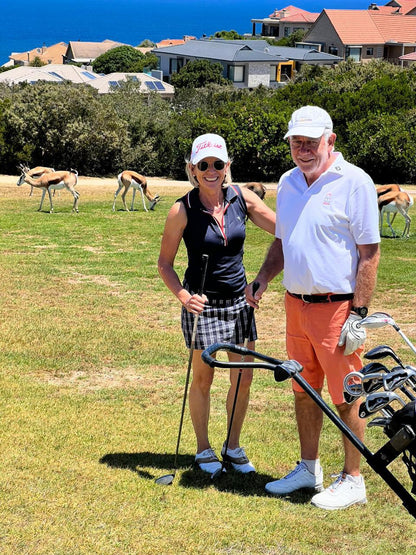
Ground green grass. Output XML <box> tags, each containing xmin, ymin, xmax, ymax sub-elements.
<box><xmin>1</xmin><ymin>182</ymin><xmax>416</xmax><ymax>554</ymax></box>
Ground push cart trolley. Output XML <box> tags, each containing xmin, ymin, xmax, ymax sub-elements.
<box><xmin>201</xmin><ymin>342</ymin><xmax>416</xmax><ymax>520</ymax></box>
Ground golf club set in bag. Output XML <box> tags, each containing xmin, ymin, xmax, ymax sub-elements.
<box><xmin>155</xmin><ymin>255</ymin><xmax>416</xmax><ymax>519</ymax></box>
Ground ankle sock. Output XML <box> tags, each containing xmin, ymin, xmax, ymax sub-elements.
<box><xmin>302</xmin><ymin>458</ymin><xmax>321</xmax><ymax>475</ymax></box>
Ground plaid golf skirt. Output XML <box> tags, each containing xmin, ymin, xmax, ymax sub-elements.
<box><xmin>181</xmin><ymin>292</ymin><xmax>257</xmax><ymax>350</ymax></box>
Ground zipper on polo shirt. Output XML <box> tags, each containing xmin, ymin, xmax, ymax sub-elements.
<box><xmin>202</xmin><ymin>201</ymin><xmax>230</xmax><ymax>246</ymax></box>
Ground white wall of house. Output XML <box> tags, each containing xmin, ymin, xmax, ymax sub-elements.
<box><xmin>246</xmin><ymin>62</ymin><xmax>271</xmax><ymax>88</ymax></box>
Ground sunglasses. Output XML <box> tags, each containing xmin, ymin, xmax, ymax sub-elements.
<box><xmin>196</xmin><ymin>160</ymin><xmax>226</xmax><ymax>171</ymax></box>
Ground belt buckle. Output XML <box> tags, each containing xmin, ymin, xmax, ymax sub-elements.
<box><xmin>301</xmin><ymin>294</ymin><xmax>310</xmax><ymax>303</ymax></box>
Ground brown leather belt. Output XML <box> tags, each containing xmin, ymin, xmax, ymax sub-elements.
<box><xmin>288</xmin><ymin>292</ymin><xmax>354</xmax><ymax>304</ymax></box>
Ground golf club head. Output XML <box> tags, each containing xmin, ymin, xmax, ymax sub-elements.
<box><xmin>364</xmin><ymin>345</ymin><xmax>404</xmax><ymax>368</ymax></box>
<box><xmin>367</xmin><ymin>416</ymin><xmax>392</xmax><ymax>428</ymax></box>
<box><xmin>383</xmin><ymin>368</ymin><xmax>416</xmax><ymax>392</ymax></box>
<box><xmin>343</xmin><ymin>390</ymin><xmax>361</xmax><ymax>404</ymax></box>
<box><xmin>359</xmin><ymin>311</ymin><xmax>395</xmax><ymax>329</ymax></box>
<box><xmin>360</xmin><ymin>391</ymin><xmax>406</xmax><ymax>418</ymax></box>
<box><xmin>210</xmin><ymin>466</ymin><xmax>226</xmax><ymax>480</ymax></box>
<box><xmin>362</xmin><ymin>372</ymin><xmax>386</xmax><ymax>394</ymax></box>
<box><xmin>343</xmin><ymin>371</ymin><xmax>365</xmax><ymax>396</ymax></box>
<box><xmin>155</xmin><ymin>473</ymin><xmax>175</xmax><ymax>485</ymax></box>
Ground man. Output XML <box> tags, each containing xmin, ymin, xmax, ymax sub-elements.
<box><xmin>247</xmin><ymin>106</ymin><xmax>380</xmax><ymax>510</ymax></box>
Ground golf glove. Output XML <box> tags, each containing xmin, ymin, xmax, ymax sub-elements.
<box><xmin>338</xmin><ymin>313</ymin><xmax>366</xmax><ymax>356</ymax></box>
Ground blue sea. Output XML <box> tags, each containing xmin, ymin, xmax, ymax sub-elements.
<box><xmin>1</xmin><ymin>0</ymin><xmax>368</xmax><ymax>65</ymax></box>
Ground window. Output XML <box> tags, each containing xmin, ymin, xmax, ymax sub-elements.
<box><xmin>366</xmin><ymin>47</ymin><xmax>374</xmax><ymax>56</ymax></box>
<box><xmin>345</xmin><ymin>47</ymin><xmax>362</xmax><ymax>62</ymax></box>
<box><xmin>270</xmin><ymin>66</ymin><xmax>278</xmax><ymax>82</ymax></box>
<box><xmin>228</xmin><ymin>65</ymin><xmax>244</xmax><ymax>83</ymax></box>
<box><xmin>284</xmin><ymin>27</ymin><xmax>290</xmax><ymax>37</ymax></box>
<box><xmin>169</xmin><ymin>57</ymin><xmax>185</xmax><ymax>74</ymax></box>
<box><xmin>328</xmin><ymin>46</ymin><xmax>338</xmax><ymax>56</ymax></box>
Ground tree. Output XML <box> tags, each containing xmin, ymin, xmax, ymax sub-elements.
<box><xmin>30</xmin><ymin>56</ymin><xmax>46</xmax><ymax>67</ymax></box>
<box><xmin>170</xmin><ymin>59</ymin><xmax>231</xmax><ymax>89</ymax></box>
<box><xmin>93</xmin><ymin>45</ymin><xmax>147</xmax><ymax>74</ymax></box>
<box><xmin>213</xmin><ymin>30</ymin><xmax>242</xmax><ymax>40</ymax></box>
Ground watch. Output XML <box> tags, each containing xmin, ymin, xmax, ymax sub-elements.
<box><xmin>351</xmin><ymin>306</ymin><xmax>368</xmax><ymax>318</ymax></box>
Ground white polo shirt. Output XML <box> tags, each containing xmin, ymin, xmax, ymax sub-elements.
<box><xmin>275</xmin><ymin>152</ymin><xmax>380</xmax><ymax>295</ymax></box>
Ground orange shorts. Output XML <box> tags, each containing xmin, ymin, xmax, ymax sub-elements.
<box><xmin>285</xmin><ymin>292</ymin><xmax>364</xmax><ymax>405</ymax></box>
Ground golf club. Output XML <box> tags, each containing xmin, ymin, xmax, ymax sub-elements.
<box><xmin>359</xmin><ymin>311</ymin><xmax>416</xmax><ymax>356</ymax></box>
<box><xmin>155</xmin><ymin>254</ymin><xmax>209</xmax><ymax>485</ymax></box>
<box><xmin>211</xmin><ymin>282</ymin><xmax>260</xmax><ymax>480</ymax></box>
<box><xmin>359</xmin><ymin>391</ymin><xmax>407</xmax><ymax>418</ymax></box>
<box><xmin>364</xmin><ymin>344</ymin><xmax>405</xmax><ymax>368</ymax></box>
<box><xmin>383</xmin><ymin>368</ymin><xmax>416</xmax><ymax>399</ymax></box>
<box><xmin>343</xmin><ymin>361</ymin><xmax>389</xmax><ymax>397</ymax></box>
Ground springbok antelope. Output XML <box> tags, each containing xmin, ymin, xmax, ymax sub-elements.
<box><xmin>112</xmin><ymin>170</ymin><xmax>160</xmax><ymax>212</ymax></box>
<box><xmin>243</xmin><ymin>182</ymin><xmax>266</xmax><ymax>200</ymax></box>
<box><xmin>17</xmin><ymin>168</ymin><xmax>80</xmax><ymax>213</ymax></box>
<box><xmin>376</xmin><ymin>184</ymin><xmax>413</xmax><ymax>238</ymax></box>
<box><xmin>18</xmin><ymin>165</ymin><xmax>55</xmax><ymax>196</ymax></box>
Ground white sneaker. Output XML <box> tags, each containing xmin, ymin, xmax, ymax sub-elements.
<box><xmin>311</xmin><ymin>472</ymin><xmax>367</xmax><ymax>510</ymax></box>
<box><xmin>265</xmin><ymin>461</ymin><xmax>324</xmax><ymax>496</ymax></box>
<box><xmin>221</xmin><ymin>444</ymin><xmax>256</xmax><ymax>474</ymax></box>
<box><xmin>195</xmin><ymin>448</ymin><xmax>223</xmax><ymax>475</ymax></box>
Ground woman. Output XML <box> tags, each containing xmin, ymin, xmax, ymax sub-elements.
<box><xmin>158</xmin><ymin>133</ymin><xmax>275</xmax><ymax>475</ymax></box>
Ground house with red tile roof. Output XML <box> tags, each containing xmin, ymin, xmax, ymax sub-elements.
<box><xmin>251</xmin><ymin>5</ymin><xmax>319</xmax><ymax>38</ymax></box>
<box><xmin>383</xmin><ymin>0</ymin><xmax>416</xmax><ymax>14</ymax></box>
<box><xmin>301</xmin><ymin>9</ymin><xmax>416</xmax><ymax>63</ymax></box>
<box><xmin>7</xmin><ymin>42</ymin><xmax>67</xmax><ymax>66</ymax></box>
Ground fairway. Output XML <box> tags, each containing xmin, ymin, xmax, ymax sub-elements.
<box><xmin>1</xmin><ymin>174</ymin><xmax>415</xmax><ymax>554</ymax></box>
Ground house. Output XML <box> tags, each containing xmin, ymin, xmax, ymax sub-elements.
<box><xmin>153</xmin><ymin>39</ymin><xmax>340</xmax><ymax>88</ymax></box>
<box><xmin>0</xmin><ymin>64</ymin><xmax>101</xmax><ymax>85</ymax></box>
<box><xmin>155</xmin><ymin>36</ymin><xmax>196</xmax><ymax>48</ymax></box>
<box><xmin>5</xmin><ymin>42</ymin><xmax>67</xmax><ymax>67</ymax></box>
<box><xmin>251</xmin><ymin>5</ymin><xmax>319</xmax><ymax>38</ymax></box>
<box><xmin>300</xmin><ymin>9</ymin><xmax>416</xmax><ymax>63</ymax></box>
<box><xmin>63</xmin><ymin>40</ymin><xmax>127</xmax><ymax>64</ymax></box>
<box><xmin>0</xmin><ymin>64</ymin><xmax>173</xmax><ymax>97</ymax></box>
<box><xmin>370</xmin><ymin>0</ymin><xmax>416</xmax><ymax>14</ymax></box>
<box><xmin>88</xmin><ymin>72</ymin><xmax>175</xmax><ymax>97</ymax></box>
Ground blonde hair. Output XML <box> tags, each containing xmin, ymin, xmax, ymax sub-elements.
<box><xmin>185</xmin><ymin>159</ymin><xmax>233</xmax><ymax>188</ymax></box>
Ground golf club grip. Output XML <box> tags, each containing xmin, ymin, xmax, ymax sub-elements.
<box><xmin>189</xmin><ymin>254</ymin><xmax>209</xmax><ymax>347</ymax></box>
<box><xmin>198</xmin><ymin>254</ymin><xmax>209</xmax><ymax>296</ymax></box>
<box><xmin>243</xmin><ymin>281</ymin><xmax>259</xmax><ymax>349</ymax></box>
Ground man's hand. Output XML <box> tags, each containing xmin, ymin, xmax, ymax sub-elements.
<box><xmin>338</xmin><ymin>313</ymin><xmax>366</xmax><ymax>356</ymax></box>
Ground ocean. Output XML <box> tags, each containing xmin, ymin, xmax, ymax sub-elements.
<box><xmin>1</xmin><ymin>0</ymin><xmax>367</xmax><ymax>66</ymax></box>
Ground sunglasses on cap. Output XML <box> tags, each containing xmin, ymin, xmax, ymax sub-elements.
<box><xmin>196</xmin><ymin>160</ymin><xmax>226</xmax><ymax>171</ymax></box>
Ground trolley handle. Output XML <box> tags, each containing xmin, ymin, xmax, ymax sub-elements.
<box><xmin>201</xmin><ymin>342</ymin><xmax>302</xmax><ymax>382</ymax></box>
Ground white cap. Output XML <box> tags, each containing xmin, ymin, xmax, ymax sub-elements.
<box><xmin>190</xmin><ymin>133</ymin><xmax>229</xmax><ymax>165</ymax></box>
<box><xmin>284</xmin><ymin>106</ymin><xmax>333</xmax><ymax>139</ymax></box>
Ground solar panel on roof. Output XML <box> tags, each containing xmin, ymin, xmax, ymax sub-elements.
<box><xmin>48</xmin><ymin>71</ymin><xmax>64</xmax><ymax>80</ymax></box>
<box><xmin>145</xmin><ymin>81</ymin><xmax>157</xmax><ymax>90</ymax></box>
<box><xmin>154</xmin><ymin>81</ymin><xmax>165</xmax><ymax>90</ymax></box>
<box><xmin>81</xmin><ymin>71</ymin><xmax>97</xmax><ymax>80</ymax></box>
<box><xmin>109</xmin><ymin>81</ymin><xmax>120</xmax><ymax>88</ymax></box>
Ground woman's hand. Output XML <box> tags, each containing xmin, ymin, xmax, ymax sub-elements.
<box><xmin>183</xmin><ymin>293</ymin><xmax>208</xmax><ymax>314</ymax></box>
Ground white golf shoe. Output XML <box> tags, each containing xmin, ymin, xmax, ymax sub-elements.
<box><xmin>311</xmin><ymin>472</ymin><xmax>367</xmax><ymax>510</ymax></box>
<box><xmin>265</xmin><ymin>461</ymin><xmax>324</xmax><ymax>496</ymax></box>
<box><xmin>221</xmin><ymin>444</ymin><xmax>256</xmax><ymax>474</ymax></box>
<box><xmin>195</xmin><ymin>448</ymin><xmax>223</xmax><ymax>474</ymax></box>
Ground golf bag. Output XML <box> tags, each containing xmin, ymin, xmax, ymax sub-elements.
<box><xmin>201</xmin><ymin>342</ymin><xmax>416</xmax><ymax>520</ymax></box>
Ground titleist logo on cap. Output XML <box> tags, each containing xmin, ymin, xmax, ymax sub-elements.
<box><xmin>195</xmin><ymin>140</ymin><xmax>224</xmax><ymax>155</ymax></box>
